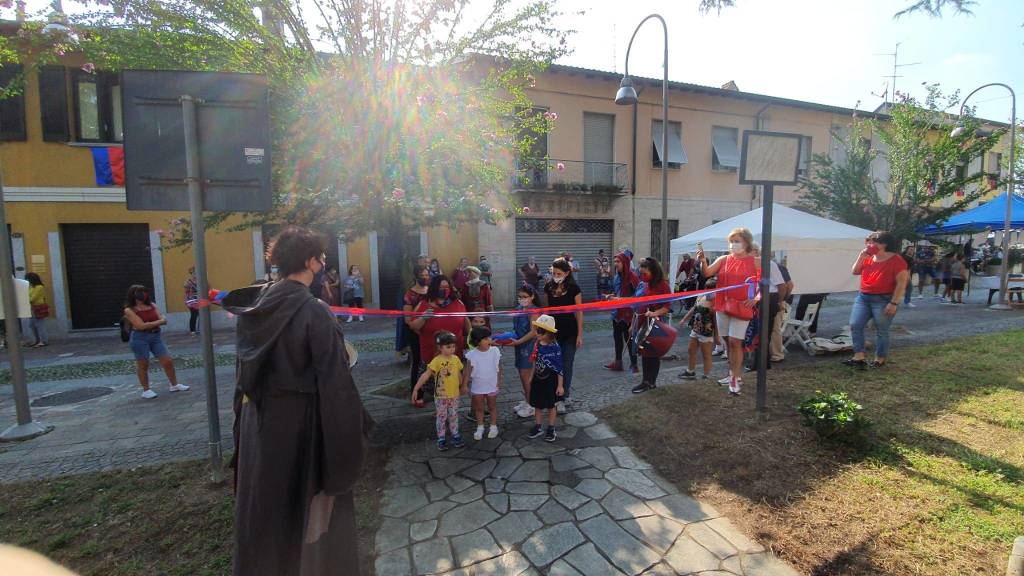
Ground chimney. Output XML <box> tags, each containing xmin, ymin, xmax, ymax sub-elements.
<box><xmin>721</xmin><ymin>80</ymin><xmax>739</xmax><ymax>91</ymax></box>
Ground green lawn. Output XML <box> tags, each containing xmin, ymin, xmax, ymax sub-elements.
<box><xmin>602</xmin><ymin>330</ymin><xmax>1024</xmax><ymax>575</ymax></box>
<box><xmin>0</xmin><ymin>450</ymin><xmax>389</xmax><ymax>576</ymax></box>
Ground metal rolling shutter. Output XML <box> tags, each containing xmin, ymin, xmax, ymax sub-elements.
<box><xmin>515</xmin><ymin>219</ymin><xmax>613</xmax><ymax>300</ymax></box>
<box><xmin>62</xmin><ymin>224</ymin><xmax>154</xmax><ymax>330</ymax></box>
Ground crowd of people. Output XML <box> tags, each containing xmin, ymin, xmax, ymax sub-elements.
<box><xmin>180</xmin><ymin>223</ymin><xmax>946</xmax><ymax>575</ymax></box>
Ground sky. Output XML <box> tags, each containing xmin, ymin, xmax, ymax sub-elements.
<box><xmin>554</xmin><ymin>0</ymin><xmax>1024</xmax><ymax>124</ymax></box>
<box><xmin>15</xmin><ymin>0</ymin><xmax>1023</xmax><ymax>123</ymax></box>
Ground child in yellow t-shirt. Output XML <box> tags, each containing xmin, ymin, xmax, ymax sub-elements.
<box><xmin>412</xmin><ymin>331</ymin><xmax>466</xmax><ymax>451</ymax></box>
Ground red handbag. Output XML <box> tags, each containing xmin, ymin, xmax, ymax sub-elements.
<box><xmin>723</xmin><ymin>298</ymin><xmax>754</xmax><ymax>320</ymax></box>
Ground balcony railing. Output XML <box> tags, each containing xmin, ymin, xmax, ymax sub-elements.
<box><xmin>513</xmin><ymin>158</ymin><xmax>629</xmax><ymax>195</ymax></box>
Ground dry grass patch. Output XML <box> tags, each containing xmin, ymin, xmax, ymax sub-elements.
<box><xmin>601</xmin><ymin>330</ymin><xmax>1024</xmax><ymax>575</ymax></box>
<box><xmin>0</xmin><ymin>448</ymin><xmax>389</xmax><ymax>576</ymax></box>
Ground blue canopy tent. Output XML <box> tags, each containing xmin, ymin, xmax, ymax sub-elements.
<box><xmin>920</xmin><ymin>192</ymin><xmax>1024</xmax><ymax>235</ymax></box>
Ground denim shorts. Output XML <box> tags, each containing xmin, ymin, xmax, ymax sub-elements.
<box><xmin>514</xmin><ymin>343</ymin><xmax>534</xmax><ymax>370</ymax></box>
<box><xmin>129</xmin><ymin>330</ymin><xmax>170</xmax><ymax>360</ymax></box>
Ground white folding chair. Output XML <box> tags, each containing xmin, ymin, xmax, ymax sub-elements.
<box><xmin>782</xmin><ymin>302</ymin><xmax>820</xmax><ymax>355</ymax></box>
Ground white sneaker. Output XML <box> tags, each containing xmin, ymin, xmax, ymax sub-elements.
<box><xmin>168</xmin><ymin>384</ymin><xmax>190</xmax><ymax>392</ymax></box>
<box><xmin>555</xmin><ymin>401</ymin><xmax>566</xmax><ymax>415</ymax></box>
<box><xmin>358</xmin><ymin>316</ymin><xmax>365</xmax><ymax>322</ymax></box>
<box><xmin>718</xmin><ymin>375</ymin><xmax>732</xmax><ymax>385</ymax></box>
<box><xmin>487</xmin><ymin>425</ymin><xmax>499</xmax><ymax>439</ymax></box>
<box><xmin>141</xmin><ymin>389</ymin><xmax>158</xmax><ymax>399</ymax></box>
<box><xmin>906</xmin><ymin>302</ymin><xmax>917</xmax><ymax>308</ymax></box>
<box><xmin>346</xmin><ymin>317</ymin><xmax>354</xmax><ymax>323</ymax></box>
<box><xmin>473</xmin><ymin>426</ymin><xmax>484</xmax><ymax>441</ymax></box>
<box><xmin>712</xmin><ymin>345</ymin><xmax>725</xmax><ymax>357</ymax></box>
<box><xmin>516</xmin><ymin>404</ymin><xmax>535</xmax><ymax>418</ymax></box>
<box><xmin>916</xmin><ymin>294</ymin><xmax>924</xmax><ymax>299</ymax></box>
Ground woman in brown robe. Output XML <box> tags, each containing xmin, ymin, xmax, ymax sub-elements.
<box><xmin>223</xmin><ymin>226</ymin><xmax>373</xmax><ymax>576</ymax></box>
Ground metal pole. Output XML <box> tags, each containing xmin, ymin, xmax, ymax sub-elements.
<box><xmin>0</xmin><ymin>165</ymin><xmax>52</xmax><ymax>441</ymax></box>
<box><xmin>997</xmin><ymin>94</ymin><xmax>1016</xmax><ymax>308</ymax></box>
<box><xmin>660</xmin><ymin>23</ymin><xmax>669</xmax><ymax>264</ymax></box>
<box><xmin>182</xmin><ymin>95</ymin><xmax>223</xmax><ymax>482</ymax></box>
<box><xmin>756</xmin><ymin>187</ymin><xmax>773</xmax><ymax>412</ymax></box>
<box><xmin>631</xmin><ymin>100</ymin><xmax>637</xmax><ymax>253</ymax></box>
<box><xmin>958</xmin><ymin>83</ymin><xmax>1016</xmax><ymax>310</ymax></box>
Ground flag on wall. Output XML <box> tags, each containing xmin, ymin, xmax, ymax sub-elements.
<box><xmin>91</xmin><ymin>146</ymin><xmax>125</xmax><ymax>186</ymax></box>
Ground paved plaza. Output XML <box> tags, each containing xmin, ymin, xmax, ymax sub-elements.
<box><xmin>373</xmin><ymin>411</ymin><xmax>799</xmax><ymax>576</ymax></box>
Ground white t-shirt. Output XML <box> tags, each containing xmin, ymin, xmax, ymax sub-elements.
<box><xmin>466</xmin><ymin>346</ymin><xmax>501</xmax><ymax>395</ymax></box>
<box><xmin>767</xmin><ymin>261</ymin><xmax>785</xmax><ymax>294</ymax></box>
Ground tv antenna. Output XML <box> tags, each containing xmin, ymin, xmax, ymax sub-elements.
<box><xmin>874</xmin><ymin>42</ymin><xmax>921</xmax><ymax>103</ymax></box>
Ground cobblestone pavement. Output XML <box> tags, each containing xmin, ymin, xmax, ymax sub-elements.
<box><xmin>374</xmin><ymin>412</ymin><xmax>799</xmax><ymax>576</ymax></box>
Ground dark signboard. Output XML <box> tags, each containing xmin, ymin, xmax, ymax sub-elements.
<box><xmin>122</xmin><ymin>70</ymin><xmax>272</xmax><ymax>212</ymax></box>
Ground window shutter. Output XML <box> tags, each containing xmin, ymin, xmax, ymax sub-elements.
<box><xmin>39</xmin><ymin>66</ymin><xmax>70</xmax><ymax>142</ymax></box>
<box><xmin>0</xmin><ymin>64</ymin><xmax>27</xmax><ymax>142</ymax></box>
<box><xmin>583</xmin><ymin>112</ymin><xmax>614</xmax><ymax>186</ymax></box>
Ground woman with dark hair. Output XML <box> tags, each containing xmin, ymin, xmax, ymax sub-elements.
<box><xmin>404</xmin><ymin>265</ymin><xmax>432</xmax><ymax>393</ymax></box>
<box><xmin>845</xmin><ymin>230</ymin><xmax>909</xmax><ymax>369</ymax></box>
<box><xmin>222</xmin><ymin>225</ymin><xmax>371</xmax><ymax>576</ymax></box>
<box><xmin>544</xmin><ymin>258</ymin><xmax>583</xmax><ymax>413</ymax></box>
<box><xmin>604</xmin><ymin>251</ymin><xmax>640</xmax><ymax>373</ymax></box>
<box><xmin>24</xmin><ymin>272</ymin><xmax>49</xmax><ymax>347</ymax></box>
<box><xmin>630</xmin><ymin>257</ymin><xmax>671</xmax><ymax>394</ymax></box>
<box><xmin>429</xmin><ymin>258</ymin><xmax>443</xmax><ymax>278</ymax></box>
<box><xmin>409</xmin><ymin>274</ymin><xmax>470</xmax><ymax>404</ymax></box>
<box><xmin>123</xmin><ymin>284</ymin><xmax>187</xmax><ymax>399</ymax></box>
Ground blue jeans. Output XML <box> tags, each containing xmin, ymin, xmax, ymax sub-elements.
<box><xmin>557</xmin><ymin>337</ymin><xmax>577</xmax><ymax>400</ymax></box>
<box><xmin>129</xmin><ymin>330</ymin><xmax>170</xmax><ymax>360</ymax></box>
<box><xmin>850</xmin><ymin>293</ymin><xmax>895</xmax><ymax>359</ymax></box>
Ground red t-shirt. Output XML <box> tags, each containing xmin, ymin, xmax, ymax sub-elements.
<box><xmin>714</xmin><ymin>255</ymin><xmax>757</xmax><ymax>309</ymax></box>
<box><xmin>414</xmin><ymin>299</ymin><xmax>467</xmax><ymax>364</ymax></box>
<box><xmin>860</xmin><ymin>254</ymin><xmax>908</xmax><ymax>295</ymax></box>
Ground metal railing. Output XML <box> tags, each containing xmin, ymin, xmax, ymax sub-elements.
<box><xmin>513</xmin><ymin>158</ymin><xmax>629</xmax><ymax>194</ymax></box>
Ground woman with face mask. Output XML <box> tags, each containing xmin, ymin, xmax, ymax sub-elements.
<box><xmin>123</xmin><ymin>284</ymin><xmax>188</xmax><ymax>399</ymax></box>
<box><xmin>543</xmin><ymin>258</ymin><xmax>583</xmax><ymax>414</ymax></box>
<box><xmin>404</xmin><ymin>265</ymin><xmax>433</xmax><ymax>393</ymax></box>
<box><xmin>698</xmin><ymin>227</ymin><xmax>760</xmax><ymax>396</ymax></box>
<box><xmin>222</xmin><ymin>226</ymin><xmax>371</xmax><ymax>576</ymax></box>
<box><xmin>409</xmin><ymin>274</ymin><xmax>472</xmax><ymax>403</ymax></box>
<box><xmin>630</xmin><ymin>257</ymin><xmax>672</xmax><ymax>394</ymax></box>
<box><xmin>845</xmin><ymin>231</ymin><xmax>909</xmax><ymax>369</ymax></box>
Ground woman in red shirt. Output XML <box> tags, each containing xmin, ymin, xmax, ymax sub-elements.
<box><xmin>699</xmin><ymin>227</ymin><xmax>760</xmax><ymax>396</ymax></box>
<box><xmin>630</xmin><ymin>257</ymin><xmax>672</xmax><ymax>394</ymax></box>
<box><xmin>408</xmin><ymin>274</ymin><xmax>471</xmax><ymax>401</ymax></box>
<box><xmin>845</xmin><ymin>231</ymin><xmax>910</xmax><ymax>369</ymax></box>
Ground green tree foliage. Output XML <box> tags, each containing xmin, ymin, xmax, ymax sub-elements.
<box><xmin>797</xmin><ymin>85</ymin><xmax>1004</xmax><ymax>241</ymax></box>
<box><xmin>13</xmin><ymin>0</ymin><xmax>573</xmax><ymax>245</ymax></box>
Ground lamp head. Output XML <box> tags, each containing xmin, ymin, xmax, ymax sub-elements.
<box><xmin>614</xmin><ymin>77</ymin><xmax>638</xmax><ymax>106</ymax></box>
<box><xmin>950</xmin><ymin>124</ymin><xmax>966</xmax><ymax>138</ymax></box>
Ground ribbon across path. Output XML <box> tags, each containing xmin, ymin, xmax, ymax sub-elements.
<box><xmin>198</xmin><ymin>280</ymin><xmax>756</xmax><ymax>319</ymax></box>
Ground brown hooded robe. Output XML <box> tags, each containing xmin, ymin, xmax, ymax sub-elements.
<box><xmin>224</xmin><ymin>280</ymin><xmax>373</xmax><ymax>576</ymax></box>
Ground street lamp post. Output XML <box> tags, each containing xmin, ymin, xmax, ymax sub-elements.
<box><xmin>952</xmin><ymin>84</ymin><xmax>1016</xmax><ymax>309</ymax></box>
<box><xmin>615</xmin><ymin>14</ymin><xmax>669</xmax><ymax>263</ymax></box>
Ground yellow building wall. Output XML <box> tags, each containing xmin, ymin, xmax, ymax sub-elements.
<box><xmin>5</xmin><ymin>203</ymin><xmax>254</xmax><ymax>315</ymax></box>
<box><xmin>427</xmin><ymin>223</ymin><xmax>479</xmax><ymax>275</ymax></box>
<box><xmin>345</xmin><ymin>235</ymin><xmax>372</xmax><ymax>297</ymax></box>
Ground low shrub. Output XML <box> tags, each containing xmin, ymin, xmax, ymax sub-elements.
<box><xmin>797</xmin><ymin>389</ymin><xmax>870</xmax><ymax>443</ymax></box>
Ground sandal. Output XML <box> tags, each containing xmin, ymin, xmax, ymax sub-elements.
<box><xmin>869</xmin><ymin>360</ymin><xmax>885</xmax><ymax>368</ymax></box>
<box><xmin>841</xmin><ymin>358</ymin><xmax>867</xmax><ymax>370</ymax></box>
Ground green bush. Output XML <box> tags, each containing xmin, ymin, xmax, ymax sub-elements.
<box><xmin>797</xmin><ymin>390</ymin><xmax>870</xmax><ymax>442</ymax></box>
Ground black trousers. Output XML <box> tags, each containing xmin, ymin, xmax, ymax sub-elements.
<box><xmin>408</xmin><ymin>332</ymin><xmax>422</xmax><ymax>399</ymax></box>
<box><xmin>795</xmin><ymin>293</ymin><xmax>827</xmax><ymax>335</ymax></box>
<box><xmin>613</xmin><ymin>320</ymin><xmax>637</xmax><ymax>368</ymax></box>
<box><xmin>750</xmin><ymin>293</ymin><xmax>780</xmax><ymax>370</ymax></box>
<box><xmin>641</xmin><ymin>356</ymin><xmax>660</xmax><ymax>386</ymax></box>
<box><xmin>189</xmin><ymin>308</ymin><xmax>199</xmax><ymax>333</ymax></box>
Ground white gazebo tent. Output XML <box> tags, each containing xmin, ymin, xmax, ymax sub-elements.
<box><xmin>669</xmin><ymin>204</ymin><xmax>873</xmax><ymax>294</ymax></box>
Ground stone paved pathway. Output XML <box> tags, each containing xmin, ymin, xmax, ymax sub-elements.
<box><xmin>374</xmin><ymin>412</ymin><xmax>798</xmax><ymax>576</ymax></box>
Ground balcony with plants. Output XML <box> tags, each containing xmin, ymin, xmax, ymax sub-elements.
<box><xmin>512</xmin><ymin>158</ymin><xmax>628</xmax><ymax>195</ymax></box>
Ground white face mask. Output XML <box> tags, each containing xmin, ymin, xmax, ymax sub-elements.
<box><xmin>552</xmin><ymin>275</ymin><xmax>565</xmax><ymax>284</ymax></box>
<box><xmin>518</xmin><ymin>298</ymin><xmax>531</xmax><ymax>307</ymax></box>
<box><xmin>730</xmin><ymin>242</ymin><xmax>745</xmax><ymax>255</ymax></box>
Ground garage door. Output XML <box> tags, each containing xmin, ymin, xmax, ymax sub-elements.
<box><xmin>515</xmin><ymin>218</ymin><xmax>613</xmax><ymax>301</ymax></box>
<box><xmin>62</xmin><ymin>224</ymin><xmax>154</xmax><ymax>330</ymax></box>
